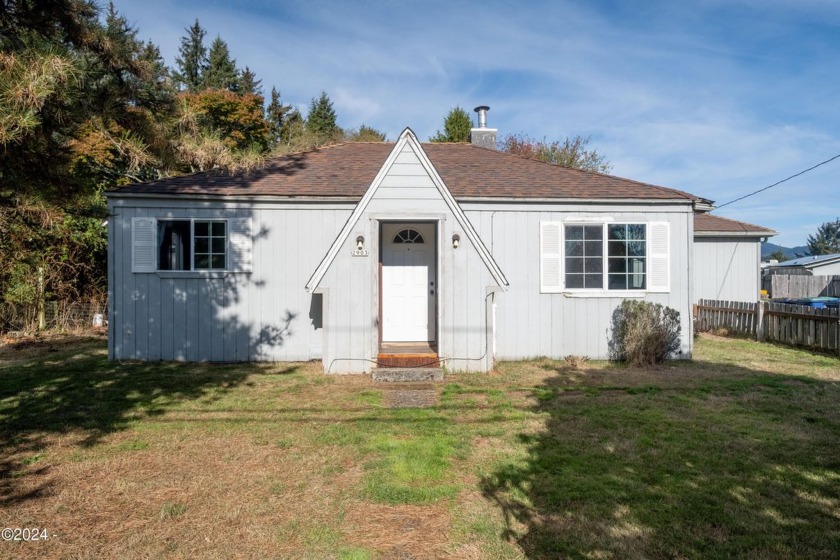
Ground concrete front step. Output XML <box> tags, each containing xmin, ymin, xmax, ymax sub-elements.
<box><xmin>372</xmin><ymin>368</ymin><xmax>444</xmax><ymax>383</ymax></box>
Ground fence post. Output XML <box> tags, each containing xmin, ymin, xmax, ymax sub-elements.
<box><xmin>757</xmin><ymin>300</ymin><xmax>765</xmax><ymax>342</ymax></box>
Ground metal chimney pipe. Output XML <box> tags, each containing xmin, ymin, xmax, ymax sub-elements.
<box><xmin>474</xmin><ymin>105</ymin><xmax>490</xmax><ymax>129</ymax></box>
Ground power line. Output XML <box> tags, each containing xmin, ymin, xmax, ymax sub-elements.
<box><xmin>716</xmin><ymin>152</ymin><xmax>840</xmax><ymax>209</ymax></box>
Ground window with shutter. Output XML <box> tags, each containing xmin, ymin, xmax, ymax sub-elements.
<box><xmin>540</xmin><ymin>222</ymin><xmax>562</xmax><ymax>293</ymax></box>
<box><xmin>647</xmin><ymin>222</ymin><xmax>670</xmax><ymax>292</ymax></box>
<box><xmin>540</xmin><ymin>220</ymin><xmax>669</xmax><ymax>293</ymax></box>
<box><xmin>132</xmin><ymin>217</ymin><xmax>156</xmax><ymax>273</ymax></box>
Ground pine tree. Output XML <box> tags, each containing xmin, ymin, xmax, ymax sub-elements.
<box><xmin>203</xmin><ymin>36</ymin><xmax>238</xmax><ymax>91</ymax></box>
<box><xmin>306</xmin><ymin>91</ymin><xmax>339</xmax><ymax>139</ymax></box>
<box><xmin>173</xmin><ymin>19</ymin><xmax>207</xmax><ymax>91</ymax></box>
<box><xmin>266</xmin><ymin>87</ymin><xmax>292</xmax><ymax>144</ymax></box>
<box><xmin>806</xmin><ymin>218</ymin><xmax>840</xmax><ymax>255</ymax></box>
<box><xmin>238</xmin><ymin>66</ymin><xmax>262</xmax><ymax>95</ymax></box>
<box><xmin>429</xmin><ymin>106</ymin><xmax>472</xmax><ymax>142</ymax></box>
<box><xmin>135</xmin><ymin>40</ymin><xmax>175</xmax><ymax>112</ymax></box>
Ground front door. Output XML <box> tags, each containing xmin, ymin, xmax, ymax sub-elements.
<box><xmin>381</xmin><ymin>223</ymin><xmax>436</xmax><ymax>342</ymax></box>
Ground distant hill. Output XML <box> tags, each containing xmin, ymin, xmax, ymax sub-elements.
<box><xmin>761</xmin><ymin>242</ymin><xmax>810</xmax><ymax>261</ymax></box>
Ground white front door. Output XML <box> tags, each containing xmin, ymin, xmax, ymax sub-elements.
<box><xmin>381</xmin><ymin>223</ymin><xmax>436</xmax><ymax>342</ymax></box>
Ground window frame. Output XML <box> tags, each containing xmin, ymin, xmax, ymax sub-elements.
<box><xmin>540</xmin><ymin>220</ymin><xmax>665</xmax><ymax>295</ymax></box>
<box><xmin>156</xmin><ymin>218</ymin><xmax>230</xmax><ymax>272</ymax></box>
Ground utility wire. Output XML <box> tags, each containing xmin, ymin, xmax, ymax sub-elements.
<box><xmin>716</xmin><ymin>152</ymin><xmax>840</xmax><ymax>209</ymax></box>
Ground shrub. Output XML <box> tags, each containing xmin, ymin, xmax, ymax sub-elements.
<box><xmin>608</xmin><ymin>300</ymin><xmax>681</xmax><ymax>365</ymax></box>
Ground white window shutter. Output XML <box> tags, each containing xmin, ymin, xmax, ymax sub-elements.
<box><xmin>229</xmin><ymin>217</ymin><xmax>253</xmax><ymax>272</ymax></box>
<box><xmin>132</xmin><ymin>217</ymin><xmax>156</xmax><ymax>273</ymax></box>
<box><xmin>540</xmin><ymin>222</ymin><xmax>562</xmax><ymax>293</ymax></box>
<box><xmin>648</xmin><ymin>222</ymin><xmax>670</xmax><ymax>292</ymax></box>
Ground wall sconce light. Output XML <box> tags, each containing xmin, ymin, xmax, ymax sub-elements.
<box><xmin>356</xmin><ymin>235</ymin><xmax>365</xmax><ymax>251</ymax></box>
<box><xmin>452</xmin><ymin>234</ymin><xmax>460</xmax><ymax>249</ymax></box>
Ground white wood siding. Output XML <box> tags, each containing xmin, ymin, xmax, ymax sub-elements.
<box><xmin>319</xmin><ymin>144</ymin><xmax>496</xmax><ymax>373</ymax></box>
<box><xmin>693</xmin><ymin>237</ymin><xmax>761</xmax><ymax>302</ymax></box>
<box><xmin>108</xmin><ymin>201</ymin><xmax>352</xmax><ymax>361</ymax></box>
<box><xmin>463</xmin><ymin>204</ymin><xmax>694</xmax><ymax>360</ymax></box>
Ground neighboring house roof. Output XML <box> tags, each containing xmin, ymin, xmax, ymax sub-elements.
<box><xmin>108</xmin><ymin>142</ymin><xmax>704</xmax><ymax>202</ymax></box>
<box><xmin>770</xmin><ymin>253</ymin><xmax>840</xmax><ymax>268</ymax></box>
<box><xmin>694</xmin><ymin>213</ymin><xmax>777</xmax><ymax>238</ymax></box>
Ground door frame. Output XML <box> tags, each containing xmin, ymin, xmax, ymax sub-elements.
<box><xmin>377</xmin><ymin>219</ymin><xmax>440</xmax><ymax>346</ymax></box>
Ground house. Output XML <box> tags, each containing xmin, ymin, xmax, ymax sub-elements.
<box><xmin>693</xmin><ymin>213</ymin><xmax>777</xmax><ymax>302</ymax></box>
<box><xmin>764</xmin><ymin>253</ymin><xmax>840</xmax><ymax>276</ymax></box>
<box><xmin>108</xmin><ymin>112</ymin><xmax>743</xmax><ymax>373</ymax></box>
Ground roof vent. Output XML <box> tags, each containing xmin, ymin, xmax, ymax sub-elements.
<box><xmin>474</xmin><ymin>105</ymin><xmax>490</xmax><ymax>128</ymax></box>
<box><xmin>471</xmin><ymin>105</ymin><xmax>497</xmax><ymax>149</ymax></box>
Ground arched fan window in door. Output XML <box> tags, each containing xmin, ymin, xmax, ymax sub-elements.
<box><xmin>393</xmin><ymin>228</ymin><xmax>425</xmax><ymax>244</ymax></box>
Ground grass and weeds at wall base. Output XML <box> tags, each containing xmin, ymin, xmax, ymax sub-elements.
<box><xmin>1</xmin><ymin>333</ymin><xmax>838</xmax><ymax>558</ymax></box>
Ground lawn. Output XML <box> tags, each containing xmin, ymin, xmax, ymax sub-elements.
<box><xmin>0</xmin><ymin>333</ymin><xmax>839</xmax><ymax>559</ymax></box>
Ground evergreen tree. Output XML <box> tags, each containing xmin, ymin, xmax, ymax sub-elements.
<box><xmin>173</xmin><ymin>19</ymin><xmax>207</xmax><ymax>91</ymax></box>
<box><xmin>135</xmin><ymin>40</ymin><xmax>175</xmax><ymax>113</ymax></box>
<box><xmin>266</xmin><ymin>87</ymin><xmax>292</xmax><ymax>144</ymax></box>
<box><xmin>203</xmin><ymin>36</ymin><xmax>238</xmax><ymax>91</ymax></box>
<box><xmin>345</xmin><ymin>124</ymin><xmax>386</xmax><ymax>142</ymax></box>
<box><xmin>806</xmin><ymin>218</ymin><xmax>840</xmax><ymax>255</ymax></box>
<box><xmin>430</xmin><ymin>106</ymin><xmax>472</xmax><ymax>142</ymax></box>
<box><xmin>306</xmin><ymin>91</ymin><xmax>339</xmax><ymax>139</ymax></box>
<box><xmin>238</xmin><ymin>66</ymin><xmax>262</xmax><ymax>95</ymax></box>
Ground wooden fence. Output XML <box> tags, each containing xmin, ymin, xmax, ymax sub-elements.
<box><xmin>695</xmin><ymin>299</ymin><xmax>759</xmax><ymax>336</ymax></box>
<box><xmin>696</xmin><ymin>298</ymin><xmax>840</xmax><ymax>354</ymax></box>
<box><xmin>0</xmin><ymin>300</ymin><xmax>107</xmax><ymax>334</ymax></box>
<box><xmin>769</xmin><ymin>275</ymin><xmax>840</xmax><ymax>299</ymax></box>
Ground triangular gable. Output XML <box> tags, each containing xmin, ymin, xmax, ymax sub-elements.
<box><xmin>306</xmin><ymin>128</ymin><xmax>508</xmax><ymax>293</ymax></box>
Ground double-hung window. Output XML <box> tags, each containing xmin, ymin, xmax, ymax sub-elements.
<box><xmin>541</xmin><ymin>221</ymin><xmax>669</xmax><ymax>293</ymax></box>
<box><xmin>131</xmin><ymin>217</ymin><xmax>252</xmax><ymax>273</ymax></box>
<box><xmin>157</xmin><ymin>220</ymin><xmax>227</xmax><ymax>271</ymax></box>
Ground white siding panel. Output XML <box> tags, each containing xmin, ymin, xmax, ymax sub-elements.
<box><xmin>466</xmin><ymin>207</ymin><xmax>693</xmax><ymax>360</ymax></box>
<box><xmin>693</xmin><ymin>237</ymin><xmax>761</xmax><ymax>302</ymax></box>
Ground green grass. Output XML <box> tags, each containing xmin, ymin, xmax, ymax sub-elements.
<box><xmin>1</xmin><ymin>333</ymin><xmax>839</xmax><ymax>559</ymax></box>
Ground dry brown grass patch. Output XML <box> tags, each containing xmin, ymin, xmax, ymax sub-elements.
<box><xmin>342</xmin><ymin>501</ymin><xmax>452</xmax><ymax>558</ymax></box>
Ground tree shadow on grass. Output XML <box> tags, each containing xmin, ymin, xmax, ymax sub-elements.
<box><xmin>0</xmin><ymin>336</ymin><xmax>275</xmax><ymax>507</ymax></box>
<box><xmin>481</xmin><ymin>359</ymin><xmax>840</xmax><ymax>559</ymax></box>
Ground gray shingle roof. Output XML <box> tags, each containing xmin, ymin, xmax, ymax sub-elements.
<box><xmin>110</xmin><ymin>142</ymin><xmax>703</xmax><ymax>202</ymax></box>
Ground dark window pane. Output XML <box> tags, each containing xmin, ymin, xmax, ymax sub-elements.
<box><xmin>608</xmin><ymin>240</ymin><xmax>626</xmax><ymax>257</ymax></box>
<box><xmin>211</xmin><ymin>255</ymin><xmax>226</xmax><ymax>269</ymax></box>
<box><xmin>628</xmin><ymin>257</ymin><xmax>645</xmax><ymax>274</ymax></box>
<box><xmin>195</xmin><ymin>254</ymin><xmax>209</xmax><ymax>269</ymax></box>
<box><xmin>608</xmin><ymin>274</ymin><xmax>627</xmax><ymax>290</ymax></box>
<box><xmin>565</xmin><ymin>274</ymin><xmax>583</xmax><ymax>289</ymax></box>
<box><xmin>157</xmin><ymin>220</ymin><xmax>191</xmax><ymax>271</ymax></box>
<box><xmin>629</xmin><ymin>274</ymin><xmax>646</xmax><ymax>289</ymax></box>
<box><xmin>584</xmin><ymin>274</ymin><xmax>602</xmax><ymax>289</ymax></box>
<box><xmin>212</xmin><ymin>221</ymin><xmax>226</xmax><ymax>236</ymax></box>
<box><xmin>195</xmin><ymin>222</ymin><xmax>209</xmax><ymax>236</ymax></box>
<box><xmin>565</xmin><ymin>257</ymin><xmax>583</xmax><ymax>273</ymax></box>
<box><xmin>195</xmin><ymin>237</ymin><xmax>209</xmax><ymax>253</ymax></box>
<box><xmin>583</xmin><ymin>225</ymin><xmax>601</xmax><ymax>239</ymax></box>
<box><xmin>212</xmin><ymin>238</ymin><xmax>226</xmax><ymax>254</ymax></box>
<box><xmin>627</xmin><ymin>224</ymin><xmax>646</xmax><ymax>240</ymax></box>
<box><xmin>628</xmin><ymin>241</ymin><xmax>646</xmax><ymax>256</ymax></box>
<box><xmin>565</xmin><ymin>225</ymin><xmax>583</xmax><ymax>240</ymax></box>
<box><xmin>565</xmin><ymin>240</ymin><xmax>583</xmax><ymax>257</ymax></box>
<box><xmin>608</xmin><ymin>224</ymin><xmax>627</xmax><ymax>240</ymax></box>
<box><xmin>584</xmin><ymin>257</ymin><xmax>603</xmax><ymax>273</ymax></box>
<box><xmin>608</xmin><ymin>257</ymin><xmax>627</xmax><ymax>273</ymax></box>
<box><xmin>584</xmin><ymin>240</ymin><xmax>602</xmax><ymax>256</ymax></box>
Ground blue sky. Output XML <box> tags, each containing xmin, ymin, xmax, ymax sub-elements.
<box><xmin>113</xmin><ymin>0</ymin><xmax>840</xmax><ymax>248</ymax></box>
